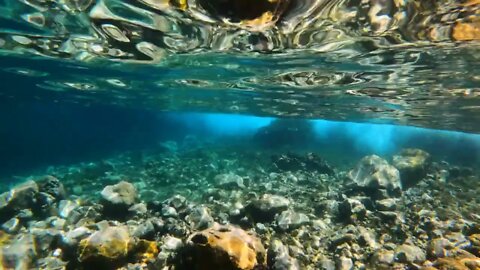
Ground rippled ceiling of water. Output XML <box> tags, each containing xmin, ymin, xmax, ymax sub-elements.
<box><xmin>0</xmin><ymin>0</ymin><xmax>479</xmax><ymax>132</ymax></box>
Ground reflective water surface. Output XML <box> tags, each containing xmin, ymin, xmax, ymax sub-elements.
<box><xmin>0</xmin><ymin>0</ymin><xmax>479</xmax><ymax>132</ymax></box>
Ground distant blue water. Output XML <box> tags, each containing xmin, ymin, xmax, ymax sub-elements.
<box><xmin>1</xmin><ymin>99</ymin><xmax>479</xmax><ymax>179</ymax></box>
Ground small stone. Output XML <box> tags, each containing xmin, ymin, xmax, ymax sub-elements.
<box><xmin>394</xmin><ymin>244</ymin><xmax>426</xmax><ymax>263</ymax></box>
<box><xmin>1</xmin><ymin>217</ymin><xmax>21</xmax><ymax>233</ymax></box>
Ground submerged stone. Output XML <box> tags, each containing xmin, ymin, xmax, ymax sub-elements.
<box><xmin>272</xmin><ymin>152</ymin><xmax>334</xmax><ymax>175</ymax></box>
<box><xmin>267</xmin><ymin>239</ymin><xmax>300</xmax><ymax>270</ymax></box>
<box><xmin>0</xmin><ymin>180</ymin><xmax>38</xmax><ymax>222</ymax></box>
<box><xmin>275</xmin><ymin>210</ymin><xmax>310</xmax><ymax>231</ymax></box>
<box><xmin>215</xmin><ymin>173</ymin><xmax>245</xmax><ymax>188</ymax></box>
<box><xmin>392</xmin><ymin>148</ymin><xmax>431</xmax><ymax>188</ymax></box>
<box><xmin>77</xmin><ymin>226</ymin><xmax>132</xmax><ymax>267</ymax></box>
<box><xmin>348</xmin><ymin>155</ymin><xmax>401</xmax><ymax>198</ymax></box>
<box><xmin>174</xmin><ymin>223</ymin><xmax>267</xmax><ymax>270</ymax></box>
<box><xmin>101</xmin><ymin>181</ymin><xmax>137</xmax><ymax>219</ymax></box>
<box><xmin>246</xmin><ymin>194</ymin><xmax>290</xmax><ymax>223</ymax></box>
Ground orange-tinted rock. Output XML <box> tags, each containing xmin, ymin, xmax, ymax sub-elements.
<box><xmin>174</xmin><ymin>223</ymin><xmax>266</xmax><ymax>270</ymax></box>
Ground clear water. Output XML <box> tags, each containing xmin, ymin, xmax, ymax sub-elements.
<box><xmin>0</xmin><ymin>0</ymin><xmax>480</xmax><ymax>269</ymax></box>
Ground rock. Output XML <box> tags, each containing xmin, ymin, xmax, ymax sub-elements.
<box><xmin>101</xmin><ymin>181</ymin><xmax>137</xmax><ymax>218</ymax></box>
<box><xmin>1</xmin><ymin>217</ymin><xmax>21</xmax><ymax>233</ymax></box>
<box><xmin>37</xmin><ymin>175</ymin><xmax>65</xmax><ymax>200</ymax></box>
<box><xmin>338</xmin><ymin>197</ymin><xmax>367</xmax><ymax>223</ymax></box>
<box><xmin>77</xmin><ymin>226</ymin><xmax>132</xmax><ymax>267</ymax></box>
<box><xmin>128</xmin><ymin>203</ymin><xmax>148</xmax><ymax>216</ymax></box>
<box><xmin>185</xmin><ymin>205</ymin><xmax>214</xmax><ymax>230</ymax></box>
<box><xmin>267</xmin><ymin>239</ymin><xmax>300</xmax><ymax>270</ymax></box>
<box><xmin>31</xmin><ymin>228</ymin><xmax>61</xmax><ymax>255</ymax></box>
<box><xmin>0</xmin><ymin>233</ymin><xmax>36</xmax><ymax>269</ymax></box>
<box><xmin>392</xmin><ymin>148</ymin><xmax>430</xmax><ymax>188</ymax></box>
<box><xmin>375</xmin><ymin>198</ymin><xmax>398</xmax><ymax>211</ymax></box>
<box><xmin>161</xmin><ymin>206</ymin><xmax>178</xmax><ymax>218</ymax></box>
<box><xmin>62</xmin><ymin>226</ymin><xmax>92</xmax><ymax>248</ymax></box>
<box><xmin>162</xmin><ymin>236</ymin><xmax>183</xmax><ymax>251</ymax></box>
<box><xmin>215</xmin><ymin>173</ymin><xmax>245</xmax><ymax>188</ymax></box>
<box><xmin>272</xmin><ymin>152</ymin><xmax>334</xmax><ymax>175</ymax></box>
<box><xmin>174</xmin><ymin>223</ymin><xmax>266</xmax><ymax>270</ymax></box>
<box><xmin>101</xmin><ymin>181</ymin><xmax>137</xmax><ymax>206</ymax></box>
<box><xmin>427</xmin><ymin>238</ymin><xmax>453</xmax><ymax>258</ymax></box>
<box><xmin>394</xmin><ymin>244</ymin><xmax>426</xmax><ymax>263</ymax></box>
<box><xmin>164</xmin><ymin>195</ymin><xmax>187</xmax><ymax>210</ymax></box>
<box><xmin>429</xmin><ymin>257</ymin><xmax>480</xmax><ymax>270</ymax></box>
<box><xmin>348</xmin><ymin>155</ymin><xmax>401</xmax><ymax>198</ymax></box>
<box><xmin>246</xmin><ymin>194</ymin><xmax>290</xmax><ymax>223</ymax></box>
<box><xmin>370</xmin><ymin>249</ymin><xmax>395</xmax><ymax>266</ymax></box>
<box><xmin>58</xmin><ymin>200</ymin><xmax>79</xmax><ymax>219</ymax></box>
<box><xmin>336</xmin><ymin>256</ymin><xmax>353</xmax><ymax>270</ymax></box>
<box><xmin>0</xmin><ymin>180</ymin><xmax>38</xmax><ymax>222</ymax></box>
<box><xmin>131</xmin><ymin>220</ymin><xmax>155</xmax><ymax>240</ymax></box>
<box><xmin>275</xmin><ymin>210</ymin><xmax>310</xmax><ymax>231</ymax></box>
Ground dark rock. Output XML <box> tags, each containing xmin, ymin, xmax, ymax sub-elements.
<box><xmin>338</xmin><ymin>197</ymin><xmax>367</xmax><ymax>224</ymax></box>
<box><xmin>37</xmin><ymin>175</ymin><xmax>66</xmax><ymax>200</ymax></box>
<box><xmin>272</xmin><ymin>152</ymin><xmax>334</xmax><ymax>175</ymax></box>
<box><xmin>245</xmin><ymin>194</ymin><xmax>290</xmax><ymax>223</ymax></box>
<box><xmin>101</xmin><ymin>181</ymin><xmax>137</xmax><ymax>219</ymax></box>
<box><xmin>392</xmin><ymin>148</ymin><xmax>431</xmax><ymax>188</ymax></box>
<box><xmin>0</xmin><ymin>180</ymin><xmax>38</xmax><ymax>223</ymax></box>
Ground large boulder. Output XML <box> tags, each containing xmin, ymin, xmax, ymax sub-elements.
<box><xmin>174</xmin><ymin>224</ymin><xmax>267</xmax><ymax>270</ymax></box>
<box><xmin>392</xmin><ymin>148</ymin><xmax>430</xmax><ymax>188</ymax></box>
<box><xmin>348</xmin><ymin>155</ymin><xmax>402</xmax><ymax>198</ymax></box>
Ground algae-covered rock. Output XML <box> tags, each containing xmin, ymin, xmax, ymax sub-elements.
<box><xmin>348</xmin><ymin>155</ymin><xmax>401</xmax><ymax>198</ymax></box>
<box><xmin>393</xmin><ymin>148</ymin><xmax>431</xmax><ymax>188</ymax></box>
<box><xmin>77</xmin><ymin>226</ymin><xmax>132</xmax><ymax>265</ymax></box>
<box><xmin>174</xmin><ymin>223</ymin><xmax>267</xmax><ymax>270</ymax></box>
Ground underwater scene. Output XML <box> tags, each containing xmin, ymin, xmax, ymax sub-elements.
<box><xmin>1</xmin><ymin>0</ymin><xmax>480</xmax><ymax>269</ymax></box>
